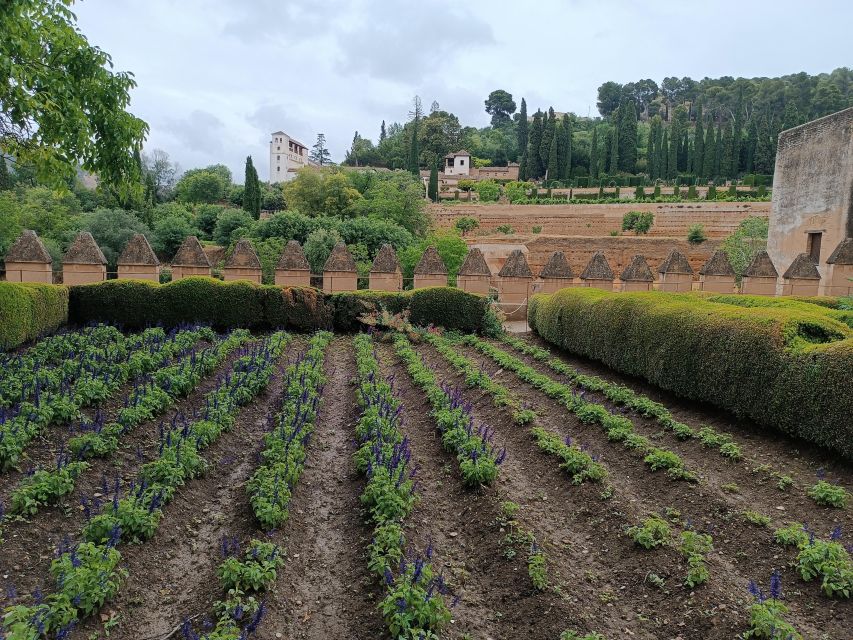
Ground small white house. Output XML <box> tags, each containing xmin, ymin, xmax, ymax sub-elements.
<box><xmin>444</xmin><ymin>150</ymin><xmax>471</xmax><ymax>176</ymax></box>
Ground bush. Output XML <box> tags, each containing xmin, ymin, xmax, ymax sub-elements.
<box><xmin>622</xmin><ymin>211</ymin><xmax>654</xmax><ymax>234</ymax></box>
<box><xmin>687</xmin><ymin>224</ymin><xmax>707</xmax><ymax>244</ymax></box>
<box><xmin>474</xmin><ymin>180</ymin><xmax>500</xmax><ymax>202</ymax></box>
<box><xmin>0</xmin><ymin>282</ymin><xmax>69</xmax><ymax>349</ymax></box>
<box><xmin>67</xmin><ymin>280</ymin><xmax>491</xmax><ymax>334</ymax></box>
<box><xmin>529</xmin><ymin>289</ymin><xmax>853</xmax><ymax>458</ymax></box>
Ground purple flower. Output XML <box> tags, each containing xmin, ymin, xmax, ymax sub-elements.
<box><xmin>830</xmin><ymin>525</ymin><xmax>843</xmax><ymax>541</ymax></box>
<box><xmin>770</xmin><ymin>570</ymin><xmax>782</xmax><ymax>600</ymax></box>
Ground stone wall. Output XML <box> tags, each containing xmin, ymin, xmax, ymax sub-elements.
<box><xmin>430</xmin><ymin>201</ymin><xmax>768</xmax><ymax>239</ymax></box>
<box><xmin>768</xmin><ymin>107</ymin><xmax>853</xmax><ymax>282</ymax></box>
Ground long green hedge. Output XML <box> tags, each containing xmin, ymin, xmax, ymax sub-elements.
<box><xmin>528</xmin><ymin>289</ymin><xmax>853</xmax><ymax>459</ymax></box>
<box><xmin>0</xmin><ymin>282</ymin><xmax>69</xmax><ymax>349</ymax></box>
<box><xmin>68</xmin><ymin>278</ymin><xmax>492</xmax><ymax>334</ymax></box>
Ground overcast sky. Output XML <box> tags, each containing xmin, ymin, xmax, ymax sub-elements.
<box><xmin>74</xmin><ymin>0</ymin><xmax>851</xmax><ymax>182</ymax></box>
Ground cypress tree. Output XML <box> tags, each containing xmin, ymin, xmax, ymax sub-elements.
<box><xmin>546</xmin><ymin>126</ymin><xmax>559</xmax><ymax>182</ymax></box>
<box><xmin>540</xmin><ymin>107</ymin><xmax>556</xmax><ymax>176</ymax></box>
<box><xmin>647</xmin><ymin>117</ymin><xmax>659</xmax><ymax>180</ymax></box>
<box><xmin>519</xmin><ymin>150</ymin><xmax>529</xmax><ymax>181</ymax></box>
<box><xmin>0</xmin><ymin>155</ymin><xmax>10</xmax><ymax>191</ymax></box>
<box><xmin>559</xmin><ymin>114</ymin><xmax>572</xmax><ymax>180</ymax></box>
<box><xmin>527</xmin><ymin>110</ymin><xmax>544</xmax><ymax>179</ymax></box>
<box><xmin>667</xmin><ymin>126</ymin><xmax>677</xmax><ymax>179</ymax></box>
<box><xmin>589</xmin><ymin>127</ymin><xmax>599</xmax><ymax>179</ymax></box>
<box><xmin>714</xmin><ymin>122</ymin><xmax>723</xmax><ymax>178</ymax></box>
<box><xmin>660</xmin><ymin>129</ymin><xmax>669</xmax><ymax>180</ymax></box>
<box><xmin>380</xmin><ymin>120</ymin><xmax>387</xmax><ymax>142</ymax></box>
<box><xmin>517</xmin><ymin>98</ymin><xmax>529</xmax><ymax>159</ymax></box>
<box><xmin>745</xmin><ymin>116</ymin><xmax>757</xmax><ymax>173</ymax></box>
<box><xmin>754</xmin><ymin>114</ymin><xmax>774</xmax><ymax>174</ymax></box>
<box><xmin>608</xmin><ymin>119</ymin><xmax>619</xmax><ymax>175</ymax></box>
<box><xmin>702</xmin><ymin>120</ymin><xmax>716</xmax><ymax>180</ymax></box>
<box><xmin>618</xmin><ymin>100</ymin><xmax>638</xmax><ymax>173</ymax></box>
<box><xmin>693</xmin><ymin>105</ymin><xmax>705</xmax><ymax>179</ymax></box>
<box><xmin>680</xmin><ymin>129</ymin><xmax>689</xmax><ymax>172</ymax></box>
<box><xmin>243</xmin><ymin>156</ymin><xmax>258</xmax><ymax>218</ymax></box>
<box><xmin>721</xmin><ymin>123</ymin><xmax>735</xmax><ymax>179</ymax></box>
<box><xmin>428</xmin><ymin>164</ymin><xmax>438</xmax><ymax>202</ymax></box>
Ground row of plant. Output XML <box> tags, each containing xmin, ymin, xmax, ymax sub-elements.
<box><xmin>353</xmin><ymin>333</ymin><xmax>452</xmax><ymax>638</ymax></box>
<box><xmin>8</xmin><ymin>329</ymin><xmax>250</xmax><ymax>517</ymax></box>
<box><xmin>1</xmin><ymin>333</ymin><xmax>290</xmax><ymax>638</ymax></box>
<box><xmin>497</xmin><ymin>334</ymin><xmax>743</xmax><ymax>462</ymax></box>
<box><xmin>498</xmin><ymin>334</ymin><xmax>851</xmax><ymax>507</ymax></box>
<box><xmin>248</xmin><ymin>331</ymin><xmax>332</xmax><ymax>530</ymax></box>
<box><xmin>0</xmin><ymin>324</ymin><xmax>124</xmax><ymax>406</ymax></box>
<box><xmin>773</xmin><ymin>522</ymin><xmax>852</xmax><ymax>598</ymax></box>
<box><xmin>496</xmin><ymin>501</ymin><xmax>549</xmax><ymax>592</ymax></box>
<box><xmin>392</xmin><ymin>332</ymin><xmax>504</xmax><ymax>487</ymax></box>
<box><xmin>179</xmin><ymin>538</ymin><xmax>281</xmax><ymax>639</ymax></box>
<box><xmin>452</xmin><ymin>334</ymin><xmax>695</xmax><ymax>482</ymax></box>
<box><xmin>627</xmin><ymin>513</ymin><xmax>714</xmax><ymax>588</ymax></box>
<box><xmin>0</xmin><ymin>325</ymin><xmax>210</xmax><ymax>471</ymax></box>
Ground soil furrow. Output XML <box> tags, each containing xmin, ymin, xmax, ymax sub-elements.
<box><xmin>261</xmin><ymin>336</ymin><xmax>383</xmax><ymax>640</ymax></box>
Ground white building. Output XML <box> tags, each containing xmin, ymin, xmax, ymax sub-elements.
<box><xmin>444</xmin><ymin>150</ymin><xmax>471</xmax><ymax>176</ymax></box>
<box><xmin>270</xmin><ymin>131</ymin><xmax>310</xmax><ymax>183</ymax></box>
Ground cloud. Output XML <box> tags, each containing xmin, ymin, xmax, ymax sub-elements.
<box><xmin>162</xmin><ymin>110</ymin><xmax>226</xmax><ymax>155</ymax></box>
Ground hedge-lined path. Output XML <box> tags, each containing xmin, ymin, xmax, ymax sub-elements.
<box><xmin>64</xmin><ymin>340</ymin><xmax>296</xmax><ymax>639</ymax></box>
<box><xmin>481</xmin><ymin>336</ymin><xmax>853</xmax><ymax>539</ymax></box>
<box><xmin>521</xmin><ymin>333</ymin><xmax>853</xmax><ymax>487</ymax></box>
<box><xmin>263</xmin><ymin>336</ymin><xmax>384</xmax><ymax>639</ymax></box>
<box><xmin>441</xmin><ymin>339</ymin><xmax>850</xmax><ymax>638</ymax></box>
<box><xmin>410</xmin><ymin>339</ymin><xmax>687</xmax><ymax>639</ymax></box>
<box><xmin>0</xmin><ymin>337</ymin><xmax>257</xmax><ymax>600</ymax></box>
<box><xmin>376</xmin><ymin>340</ymin><xmax>569</xmax><ymax>639</ymax></box>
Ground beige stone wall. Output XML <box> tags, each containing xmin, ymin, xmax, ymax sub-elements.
<box><xmin>580</xmin><ymin>278</ymin><xmax>615</xmax><ymax>291</ymax></box>
<box><xmin>457</xmin><ymin>275</ymin><xmax>490</xmax><ymax>296</ymax></box>
<box><xmin>275</xmin><ymin>270</ymin><xmax>311</xmax><ymax>287</ymax></box>
<box><xmin>369</xmin><ymin>272</ymin><xmax>402</xmax><ymax>291</ymax></box>
<box><xmin>63</xmin><ymin>263</ymin><xmax>106</xmax><ymax>285</ymax></box>
<box><xmin>699</xmin><ymin>274</ymin><xmax>737</xmax><ymax>293</ymax></box>
<box><xmin>768</xmin><ymin>108</ymin><xmax>852</xmax><ymax>293</ymax></box>
<box><xmin>323</xmin><ymin>271</ymin><xmax>357</xmax><ymax>293</ymax></box>
<box><xmin>430</xmin><ymin>201</ymin><xmax>769</xmax><ymax>238</ymax></box>
<box><xmin>498</xmin><ymin>277</ymin><xmax>532</xmax><ymax>304</ymax></box>
<box><xmin>741</xmin><ymin>276</ymin><xmax>777</xmax><ymax>296</ymax></box>
<box><xmin>413</xmin><ymin>274</ymin><xmax>448</xmax><ymax>289</ymax></box>
<box><xmin>781</xmin><ymin>279</ymin><xmax>821</xmax><ymax>296</ymax></box>
<box><xmin>537</xmin><ymin>278</ymin><xmax>575</xmax><ymax>294</ymax></box>
<box><xmin>223</xmin><ymin>267</ymin><xmax>262</xmax><ymax>283</ymax></box>
<box><xmin>658</xmin><ymin>272</ymin><xmax>693</xmax><ymax>292</ymax></box>
<box><xmin>4</xmin><ymin>261</ymin><xmax>53</xmax><ymax>283</ymax></box>
<box><xmin>825</xmin><ymin>264</ymin><xmax>853</xmax><ymax>296</ymax></box>
<box><xmin>117</xmin><ymin>265</ymin><xmax>159</xmax><ymax>281</ymax></box>
<box><xmin>621</xmin><ymin>281</ymin><xmax>652</xmax><ymax>292</ymax></box>
<box><xmin>171</xmin><ymin>265</ymin><xmax>211</xmax><ymax>280</ymax></box>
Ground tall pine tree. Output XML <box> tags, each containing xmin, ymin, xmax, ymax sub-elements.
<box><xmin>427</xmin><ymin>164</ymin><xmax>438</xmax><ymax>202</ymax></box>
<box><xmin>608</xmin><ymin>107</ymin><xmax>619</xmax><ymax>175</ymax></box>
<box><xmin>243</xmin><ymin>156</ymin><xmax>260</xmax><ymax>219</ymax></box>
<box><xmin>618</xmin><ymin>100</ymin><xmax>638</xmax><ymax>173</ymax></box>
<box><xmin>540</xmin><ymin>107</ymin><xmax>556</xmax><ymax>176</ymax></box>
<box><xmin>693</xmin><ymin>104</ymin><xmax>705</xmax><ymax>178</ymax></box>
<box><xmin>527</xmin><ymin>110</ymin><xmax>544</xmax><ymax>179</ymax></box>
<box><xmin>660</xmin><ymin>129</ymin><xmax>669</xmax><ymax>180</ymax></box>
<box><xmin>720</xmin><ymin>123</ymin><xmax>734</xmax><ymax>179</ymax></box>
<box><xmin>546</xmin><ymin>126</ymin><xmax>559</xmax><ymax>182</ymax></box>
<box><xmin>702</xmin><ymin>120</ymin><xmax>716</xmax><ymax>180</ymax></box>
<box><xmin>589</xmin><ymin>127</ymin><xmax>599</xmax><ymax>179</ymax></box>
<box><xmin>558</xmin><ymin>114</ymin><xmax>572</xmax><ymax>180</ymax></box>
<box><xmin>517</xmin><ymin>98</ymin><xmax>529</xmax><ymax>160</ymax></box>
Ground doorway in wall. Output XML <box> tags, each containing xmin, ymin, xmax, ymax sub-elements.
<box><xmin>806</xmin><ymin>232</ymin><xmax>822</xmax><ymax>263</ymax></box>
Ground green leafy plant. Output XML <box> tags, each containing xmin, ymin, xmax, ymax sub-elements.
<box><xmin>628</xmin><ymin>515</ymin><xmax>671</xmax><ymax>549</ymax></box>
<box><xmin>808</xmin><ymin>480</ymin><xmax>849</xmax><ymax>508</ymax></box>
<box><xmin>743</xmin><ymin>510</ymin><xmax>772</xmax><ymax>527</ymax></box>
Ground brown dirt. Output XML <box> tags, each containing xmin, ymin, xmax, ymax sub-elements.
<box><xmin>260</xmin><ymin>335</ymin><xmax>383</xmax><ymax>639</ymax></box>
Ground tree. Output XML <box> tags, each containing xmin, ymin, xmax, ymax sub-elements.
<box><xmin>622</xmin><ymin>211</ymin><xmax>654</xmax><ymax>234</ymax></box>
<box><xmin>693</xmin><ymin>105</ymin><xmax>705</xmax><ymax>178</ymax></box>
<box><xmin>648</xmin><ymin>116</ymin><xmax>661</xmax><ymax>180</ymax></box>
<box><xmin>407</xmin><ymin>96</ymin><xmax>423</xmax><ymax>175</ymax></box>
<box><xmin>702</xmin><ymin>119</ymin><xmax>716</xmax><ymax>180</ymax></box>
<box><xmin>720</xmin><ymin>123</ymin><xmax>735</xmax><ymax>179</ymax></box>
<box><xmin>618</xmin><ymin>100</ymin><xmax>638</xmax><ymax>173</ymax></box>
<box><xmin>310</xmin><ymin>133</ymin><xmax>332</xmax><ymax>166</ymax></box>
<box><xmin>304</xmin><ymin>228</ymin><xmax>342</xmax><ymax>273</ymax></box>
<box><xmin>0</xmin><ymin>155</ymin><xmax>10</xmax><ymax>191</ymax></box>
<box><xmin>596</xmin><ymin>81</ymin><xmax>623</xmax><ymax>117</ymax></box>
<box><xmin>79</xmin><ymin>208</ymin><xmax>152</xmax><ymax>271</ymax></box>
<box><xmin>517</xmin><ymin>98</ymin><xmax>529</xmax><ymax>159</ymax></box>
<box><xmin>454</xmin><ymin>216</ymin><xmax>479</xmax><ymax>235</ymax></box>
<box><xmin>484</xmin><ymin>90</ymin><xmax>517</xmax><ymax>127</ymax></box>
<box><xmin>660</xmin><ymin>129</ymin><xmax>668</xmax><ymax>180</ymax></box>
<box><xmin>175</xmin><ymin>170</ymin><xmax>226</xmax><ymax>203</ymax></box>
<box><xmin>153</xmin><ymin>215</ymin><xmax>200</xmax><ymax>258</ymax></box>
<box><xmin>213</xmin><ymin>210</ymin><xmax>254</xmax><ymax>246</ymax></box>
<box><xmin>557</xmin><ymin>114</ymin><xmax>572</xmax><ymax>180</ymax></box>
<box><xmin>379</xmin><ymin>120</ymin><xmax>386</xmax><ymax>143</ymax></box>
<box><xmin>527</xmin><ymin>110</ymin><xmax>544</xmax><ymax>179</ymax></box>
<box><xmin>754</xmin><ymin>114</ymin><xmax>775</xmax><ymax>174</ymax></box>
<box><xmin>721</xmin><ymin>216</ymin><xmax>769</xmax><ymax>278</ymax></box>
<box><xmin>142</xmin><ymin>149</ymin><xmax>179</xmax><ymax>202</ymax></box>
<box><xmin>546</xmin><ymin>127</ymin><xmax>559</xmax><ymax>182</ymax></box>
<box><xmin>687</xmin><ymin>224</ymin><xmax>707</xmax><ymax>244</ymax></box>
<box><xmin>243</xmin><ymin>156</ymin><xmax>261</xmax><ymax>219</ymax></box>
<box><xmin>539</xmin><ymin>108</ymin><xmax>556</xmax><ymax>178</ymax></box>
<box><xmin>589</xmin><ymin>127</ymin><xmax>599</xmax><ymax>179</ymax></box>
<box><xmin>427</xmin><ymin>164</ymin><xmax>438</xmax><ymax>202</ymax></box>
<box><xmin>0</xmin><ymin>0</ymin><xmax>148</xmax><ymax>198</ymax></box>
<box><xmin>608</xmin><ymin>113</ymin><xmax>619</xmax><ymax>175</ymax></box>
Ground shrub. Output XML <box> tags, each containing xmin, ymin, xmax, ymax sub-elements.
<box><xmin>621</xmin><ymin>211</ymin><xmax>654</xmax><ymax>234</ymax></box>
<box><xmin>474</xmin><ymin>179</ymin><xmax>500</xmax><ymax>202</ymax></box>
<box><xmin>687</xmin><ymin>224</ymin><xmax>706</xmax><ymax>244</ymax></box>
<box><xmin>528</xmin><ymin>289</ymin><xmax>853</xmax><ymax>458</ymax></box>
<box><xmin>0</xmin><ymin>282</ymin><xmax>69</xmax><ymax>349</ymax></box>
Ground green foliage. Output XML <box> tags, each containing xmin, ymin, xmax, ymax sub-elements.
<box><xmin>0</xmin><ymin>0</ymin><xmax>147</xmax><ymax>198</ymax></box>
<box><xmin>0</xmin><ymin>282</ymin><xmax>69</xmax><ymax>349</ymax></box>
<box><xmin>217</xmin><ymin>540</ymin><xmax>284</xmax><ymax>592</ymax></box>
<box><xmin>213</xmin><ymin>210</ymin><xmax>254</xmax><ymax>246</ymax></box>
<box><xmin>743</xmin><ymin>510</ymin><xmax>772</xmax><ymax>527</ymax></box>
<box><xmin>303</xmin><ymin>228</ymin><xmax>343</xmax><ymax>273</ymax></box>
<box><xmin>808</xmin><ymin>480</ymin><xmax>849</xmax><ymax>508</ymax></box>
<box><xmin>721</xmin><ymin>216</ymin><xmax>769</xmax><ymax>278</ymax></box>
<box><xmin>621</xmin><ymin>211</ymin><xmax>654</xmax><ymax>234</ymax></box>
<box><xmin>495</xmin><ymin>224</ymin><xmax>514</xmax><ymax>234</ymax></box>
<box><xmin>398</xmin><ymin>231</ymin><xmax>467</xmax><ymax>285</ymax></box>
<box><xmin>454</xmin><ymin>216</ymin><xmax>479</xmax><ymax>234</ymax></box>
<box><xmin>560</xmin><ymin>631</ymin><xmax>606</xmax><ymax>640</ymax></box>
<box><xmin>528</xmin><ymin>289</ymin><xmax>853</xmax><ymax>459</ymax></box>
<box><xmin>78</xmin><ymin>208</ymin><xmax>152</xmax><ymax>270</ymax></box>
<box><xmin>474</xmin><ymin>179</ymin><xmax>500</xmax><ymax>202</ymax></box>
<box><xmin>152</xmin><ymin>214</ymin><xmax>199</xmax><ymax>258</ymax></box>
<box><xmin>744</xmin><ymin>599</ymin><xmax>802</xmax><ymax>639</ymax></box>
<box><xmin>11</xmin><ymin>461</ymin><xmax>89</xmax><ymax>514</ymax></box>
<box><xmin>175</xmin><ymin>169</ymin><xmax>228</xmax><ymax>204</ymax></box>
<box><xmin>528</xmin><ymin>545</ymin><xmax>548</xmax><ymax>590</ymax></box>
<box><xmin>680</xmin><ymin>530</ymin><xmax>713</xmax><ymax>587</ymax></box>
<box><xmin>687</xmin><ymin>224</ymin><xmax>706</xmax><ymax>244</ymax></box>
<box><xmin>627</xmin><ymin>515</ymin><xmax>671</xmax><ymax>549</ymax></box>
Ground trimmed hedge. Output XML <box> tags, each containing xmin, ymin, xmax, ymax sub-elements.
<box><xmin>529</xmin><ymin>289</ymin><xmax>853</xmax><ymax>459</ymax></box>
<box><xmin>68</xmin><ymin>278</ymin><xmax>491</xmax><ymax>334</ymax></box>
<box><xmin>702</xmin><ymin>294</ymin><xmax>853</xmax><ymax>328</ymax></box>
<box><xmin>0</xmin><ymin>282</ymin><xmax>69</xmax><ymax>349</ymax></box>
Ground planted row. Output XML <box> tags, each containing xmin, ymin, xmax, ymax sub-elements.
<box><xmin>458</xmin><ymin>334</ymin><xmax>694</xmax><ymax>481</ymax></box>
<box><xmin>353</xmin><ymin>333</ymin><xmax>451</xmax><ymax>638</ymax></box>
<box><xmin>248</xmin><ymin>331</ymin><xmax>332</xmax><ymax>530</ymax></box>
<box><xmin>1</xmin><ymin>333</ymin><xmax>290</xmax><ymax>638</ymax></box>
<box><xmin>392</xmin><ymin>332</ymin><xmax>503</xmax><ymax>487</ymax></box>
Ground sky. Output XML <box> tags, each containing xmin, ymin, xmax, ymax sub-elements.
<box><xmin>73</xmin><ymin>0</ymin><xmax>852</xmax><ymax>183</ymax></box>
